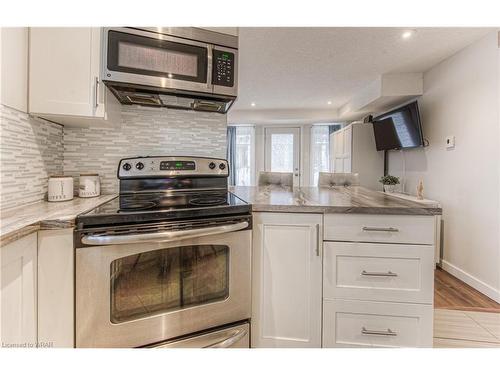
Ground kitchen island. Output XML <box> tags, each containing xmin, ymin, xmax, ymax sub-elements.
<box><xmin>235</xmin><ymin>185</ymin><xmax>440</xmax><ymax>348</ymax></box>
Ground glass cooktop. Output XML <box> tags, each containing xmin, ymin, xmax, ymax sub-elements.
<box><xmin>77</xmin><ymin>190</ymin><xmax>251</xmax><ymax>227</ymax></box>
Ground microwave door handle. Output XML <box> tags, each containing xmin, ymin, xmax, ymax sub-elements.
<box><xmin>207</xmin><ymin>43</ymin><xmax>213</xmax><ymax>91</ymax></box>
<box><xmin>203</xmin><ymin>328</ymin><xmax>248</xmax><ymax>348</ymax></box>
<box><xmin>81</xmin><ymin>221</ymin><xmax>248</xmax><ymax>245</ymax></box>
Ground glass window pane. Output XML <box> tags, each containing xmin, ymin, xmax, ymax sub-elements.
<box><xmin>235</xmin><ymin>127</ymin><xmax>254</xmax><ymax>186</ymax></box>
<box><xmin>271</xmin><ymin>133</ymin><xmax>294</xmax><ymax>173</ymax></box>
<box><xmin>310</xmin><ymin>125</ymin><xmax>331</xmax><ymax>186</ymax></box>
<box><xmin>110</xmin><ymin>245</ymin><xmax>229</xmax><ymax>323</ymax></box>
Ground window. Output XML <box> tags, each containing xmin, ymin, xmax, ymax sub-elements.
<box><xmin>310</xmin><ymin>125</ymin><xmax>331</xmax><ymax>186</ymax></box>
<box><xmin>227</xmin><ymin>126</ymin><xmax>255</xmax><ymax>186</ymax></box>
<box><xmin>270</xmin><ymin>133</ymin><xmax>294</xmax><ymax>173</ymax></box>
<box><xmin>110</xmin><ymin>245</ymin><xmax>229</xmax><ymax>323</ymax></box>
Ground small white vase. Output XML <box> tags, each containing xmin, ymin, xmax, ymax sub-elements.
<box><xmin>383</xmin><ymin>184</ymin><xmax>396</xmax><ymax>193</ymax></box>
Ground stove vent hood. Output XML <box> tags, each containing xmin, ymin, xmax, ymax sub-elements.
<box><xmin>101</xmin><ymin>27</ymin><xmax>238</xmax><ymax>114</ymax></box>
<box><xmin>107</xmin><ymin>84</ymin><xmax>234</xmax><ymax>113</ymax></box>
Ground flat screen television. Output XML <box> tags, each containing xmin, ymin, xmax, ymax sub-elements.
<box><xmin>372</xmin><ymin>101</ymin><xmax>424</xmax><ymax>151</ymax></box>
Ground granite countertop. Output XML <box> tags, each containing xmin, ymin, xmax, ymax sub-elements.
<box><xmin>1</xmin><ymin>187</ymin><xmax>441</xmax><ymax>246</ymax></box>
<box><xmin>230</xmin><ymin>185</ymin><xmax>442</xmax><ymax>215</ymax></box>
<box><xmin>0</xmin><ymin>195</ymin><xmax>116</xmax><ymax>246</ymax></box>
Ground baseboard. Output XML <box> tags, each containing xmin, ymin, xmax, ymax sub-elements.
<box><xmin>441</xmin><ymin>260</ymin><xmax>500</xmax><ymax>303</ymax></box>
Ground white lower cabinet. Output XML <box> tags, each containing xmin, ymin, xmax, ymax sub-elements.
<box><xmin>0</xmin><ymin>233</ymin><xmax>38</xmax><ymax>347</ymax></box>
<box><xmin>322</xmin><ymin>213</ymin><xmax>435</xmax><ymax>348</ymax></box>
<box><xmin>323</xmin><ymin>299</ymin><xmax>433</xmax><ymax>348</ymax></box>
<box><xmin>38</xmin><ymin>229</ymin><xmax>74</xmax><ymax>348</ymax></box>
<box><xmin>251</xmin><ymin>213</ymin><xmax>323</xmax><ymax>348</ymax></box>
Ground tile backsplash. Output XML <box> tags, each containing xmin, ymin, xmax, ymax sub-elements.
<box><xmin>0</xmin><ymin>105</ymin><xmax>64</xmax><ymax>210</ymax></box>
<box><xmin>0</xmin><ymin>104</ymin><xmax>227</xmax><ymax>209</ymax></box>
<box><xmin>63</xmin><ymin>105</ymin><xmax>227</xmax><ymax>194</ymax></box>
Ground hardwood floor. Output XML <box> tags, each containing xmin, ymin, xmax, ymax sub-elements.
<box><xmin>434</xmin><ymin>268</ymin><xmax>500</xmax><ymax>313</ymax></box>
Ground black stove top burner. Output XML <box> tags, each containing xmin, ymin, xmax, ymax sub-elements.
<box><xmin>189</xmin><ymin>196</ymin><xmax>227</xmax><ymax>206</ymax></box>
<box><xmin>119</xmin><ymin>201</ymin><xmax>158</xmax><ymax>211</ymax></box>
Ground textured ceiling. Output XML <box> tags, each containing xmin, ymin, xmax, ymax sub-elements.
<box><xmin>231</xmin><ymin>27</ymin><xmax>492</xmax><ymax>113</ymax></box>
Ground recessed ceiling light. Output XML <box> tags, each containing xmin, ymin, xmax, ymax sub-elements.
<box><xmin>402</xmin><ymin>30</ymin><xmax>416</xmax><ymax>39</ymax></box>
<box><xmin>327</xmin><ymin>101</ymin><xmax>332</xmax><ymax>105</ymax></box>
<box><xmin>251</xmin><ymin>102</ymin><xmax>256</xmax><ymax>107</ymax></box>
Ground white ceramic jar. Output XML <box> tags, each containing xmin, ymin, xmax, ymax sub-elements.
<box><xmin>79</xmin><ymin>173</ymin><xmax>100</xmax><ymax>198</ymax></box>
<box><xmin>48</xmin><ymin>176</ymin><xmax>74</xmax><ymax>202</ymax></box>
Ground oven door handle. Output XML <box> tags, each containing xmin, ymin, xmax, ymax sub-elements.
<box><xmin>81</xmin><ymin>221</ymin><xmax>249</xmax><ymax>245</ymax></box>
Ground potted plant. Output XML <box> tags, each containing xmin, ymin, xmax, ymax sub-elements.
<box><xmin>379</xmin><ymin>175</ymin><xmax>400</xmax><ymax>193</ymax></box>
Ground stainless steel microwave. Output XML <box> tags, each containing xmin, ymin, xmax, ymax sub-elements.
<box><xmin>101</xmin><ymin>27</ymin><xmax>238</xmax><ymax>113</ymax></box>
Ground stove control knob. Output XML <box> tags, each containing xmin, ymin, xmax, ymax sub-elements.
<box><xmin>208</xmin><ymin>162</ymin><xmax>216</xmax><ymax>169</ymax></box>
<box><xmin>123</xmin><ymin>163</ymin><xmax>132</xmax><ymax>171</ymax></box>
<box><xmin>219</xmin><ymin>163</ymin><xmax>226</xmax><ymax>170</ymax></box>
<box><xmin>136</xmin><ymin>162</ymin><xmax>144</xmax><ymax>170</ymax></box>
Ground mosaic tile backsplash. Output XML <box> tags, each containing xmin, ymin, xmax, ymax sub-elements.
<box><xmin>0</xmin><ymin>105</ymin><xmax>64</xmax><ymax>210</ymax></box>
<box><xmin>63</xmin><ymin>105</ymin><xmax>227</xmax><ymax>194</ymax></box>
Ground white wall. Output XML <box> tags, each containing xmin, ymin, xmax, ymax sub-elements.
<box><xmin>388</xmin><ymin>31</ymin><xmax>500</xmax><ymax>302</ymax></box>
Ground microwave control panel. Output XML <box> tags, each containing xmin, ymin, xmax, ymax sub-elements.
<box><xmin>212</xmin><ymin>50</ymin><xmax>235</xmax><ymax>87</ymax></box>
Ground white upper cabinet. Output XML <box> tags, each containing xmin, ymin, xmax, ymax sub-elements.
<box><xmin>330</xmin><ymin>123</ymin><xmax>384</xmax><ymax>190</ymax></box>
<box><xmin>1</xmin><ymin>27</ymin><xmax>29</xmax><ymax>112</ymax></box>
<box><xmin>29</xmin><ymin>27</ymin><xmax>118</xmax><ymax>126</ymax></box>
<box><xmin>252</xmin><ymin>212</ymin><xmax>323</xmax><ymax>348</ymax></box>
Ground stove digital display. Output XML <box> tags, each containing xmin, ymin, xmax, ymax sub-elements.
<box><xmin>160</xmin><ymin>160</ymin><xmax>196</xmax><ymax>171</ymax></box>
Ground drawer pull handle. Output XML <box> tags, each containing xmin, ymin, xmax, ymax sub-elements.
<box><xmin>361</xmin><ymin>270</ymin><xmax>398</xmax><ymax>277</ymax></box>
<box><xmin>362</xmin><ymin>226</ymin><xmax>399</xmax><ymax>232</ymax></box>
<box><xmin>361</xmin><ymin>327</ymin><xmax>397</xmax><ymax>336</ymax></box>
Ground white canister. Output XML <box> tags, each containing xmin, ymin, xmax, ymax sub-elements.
<box><xmin>79</xmin><ymin>173</ymin><xmax>101</xmax><ymax>198</ymax></box>
<box><xmin>48</xmin><ymin>176</ymin><xmax>74</xmax><ymax>202</ymax></box>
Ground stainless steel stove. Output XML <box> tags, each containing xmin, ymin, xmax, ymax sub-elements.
<box><xmin>75</xmin><ymin>156</ymin><xmax>252</xmax><ymax>348</ymax></box>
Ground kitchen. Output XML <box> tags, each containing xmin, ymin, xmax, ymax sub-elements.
<box><xmin>1</xmin><ymin>2</ymin><xmax>499</xmax><ymax>373</ymax></box>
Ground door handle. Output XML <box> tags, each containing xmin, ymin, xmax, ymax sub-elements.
<box><xmin>203</xmin><ymin>328</ymin><xmax>248</xmax><ymax>348</ymax></box>
<box><xmin>82</xmin><ymin>221</ymin><xmax>249</xmax><ymax>245</ymax></box>
<box><xmin>315</xmin><ymin>224</ymin><xmax>320</xmax><ymax>256</ymax></box>
<box><xmin>94</xmin><ymin>76</ymin><xmax>99</xmax><ymax>109</ymax></box>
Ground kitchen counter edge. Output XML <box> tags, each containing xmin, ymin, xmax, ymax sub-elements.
<box><xmin>0</xmin><ymin>195</ymin><xmax>117</xmax><ymax>247</ymax></box>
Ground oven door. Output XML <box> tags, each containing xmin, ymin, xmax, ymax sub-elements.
<box><xmin>102</xmin><ymin>27</ymin><xmax>212</xmax><ymax>94</ymax></box>
<box><xmin>75</xmin><ymin>227</ymin><xmax>251</xmax><ymax>348</ymax></box>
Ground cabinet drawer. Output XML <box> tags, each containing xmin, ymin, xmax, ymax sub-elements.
<box><xmin>324</xmin><ymin>214</ymin><xmax>435</xmax><ymax>245</ymax></box>
<box><xmin>323</xmin><ymin>242</ymin><xmax>434</xmax><ymax>303</ymax></box>
<box><xmin>323</xmin><ymin>299</ymin><xmax>433</xmax><ymax>348</ymax></box>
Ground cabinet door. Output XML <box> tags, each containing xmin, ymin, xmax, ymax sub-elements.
<box><xmin>38</xmin><ymin>229</ymin><xmax>74</xmax><ymax>348</ymax></box>
<box><xmin>29</xmin><ymin>27</ymin><xmax>101</xmax><ymax>117</ymax></box>
<box><xmin>1</xmin><ymin>27</ymin><xmax>28</xmax><ymax>112</ymax></box>
<box><xmin>342</xmin><ymin>126</ymin><xmax>352</xmax><ymax>172</ymax></box>
<box><xmin>252</xmin><ymin>213</ymin><xmax>322</xmax><ymax>347</ymax></box>
<box><xmin>1</xmin><ymin>233</ymin><xmax>37</xmax><ymax>347</ymax></box>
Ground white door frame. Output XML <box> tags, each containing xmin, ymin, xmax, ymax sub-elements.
<box><xmin>264</xmin><ymin>127</ymin><xmax>301</xmax><ymax>187</ymax></box>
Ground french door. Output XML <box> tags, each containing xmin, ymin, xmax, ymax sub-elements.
<box><xmin>264</xmin><ymin>127</ymin><xmax>301</xmax><ymax>187</ymax></box>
